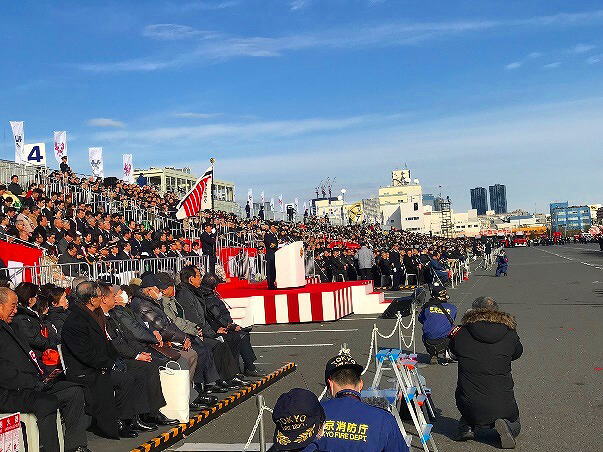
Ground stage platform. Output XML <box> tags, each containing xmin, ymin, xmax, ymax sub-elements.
<box><xmin>218</xmin><ymin>278</ymin><xmax>389</xmax><ymax>326</ymax></box>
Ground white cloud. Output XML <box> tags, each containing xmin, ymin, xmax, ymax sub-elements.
<box><xmin>92</xmin><ymin>98</ymin><xmax>603</xmax><ymax>211</ymax></box>
<box><xmin>79</xmin><ymin>10</ymin><xmax>603</xmax><ymax>72</ymax></box>
<box><xmin>87</xmin><ymin>118</ymin><xmax>126</xmax><ymax>128</ymax></box>
<box><xmin>142</xmin><ymin>24</ymin><xmax>216</xmax><ymax>40</ymax></box>
<box><xmin>587</xmin><ymin>54</ymin><xmax>602</xmax><ymax>64</ymax></box>
<box><xmin>543</xmin><ymin>61</ymin><xmax>561</xmax><ymax>69</ymax></box>
<box><xmin>178</xmin><ymin>1</ymin><xmax>238</xmax><ymax>11</ymax></box>
<box><xmin>93</xmin><ymin>115</ymin><xmax>390</xmax><ymax>142</ymax></box>
<box><xmin>528</xmin><ymin>51</ymin><xmax>543</xmax><ymax>58</ymax></box>
<box><xmin>505</xmin><ymin>62</ymin><xmax>521</xmax><ymax>70</ymax></box>
<box><xmin>290</xmin><ymin>0</ymin><xmax>309</xmax><ymax>10</ymax></box>
<box><xmin>571</xmin><ymin>43</ymin><xmax>596</xmax><ymax>53</ymax></box>
<box><xmin>173</xmin><ymin>112</ymin><xmax>219</xmax><ymax>118</ymax></box>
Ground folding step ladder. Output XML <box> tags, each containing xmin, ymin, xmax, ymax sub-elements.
<box><xmin>363</xmin><ymin>348</ymin><xmax>438</xmax><ymax>452</ymax></box>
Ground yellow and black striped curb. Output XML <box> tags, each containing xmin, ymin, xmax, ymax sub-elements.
<box><xmin>131</xmin><ymin>362</ymin><xmax>296</xmax><ymax>452</ymax></box>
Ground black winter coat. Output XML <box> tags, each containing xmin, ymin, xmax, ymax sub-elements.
<box><xmin>111</xmin><ymin>305</ymin><xmax>158</xmax><ymax>345</ymax></box>
<box><xmin>176</xmin><ymin>284</ymin><xmax>216</xmax><ymax>338</ymax></box>
<box><xmin>131</xmin><ymin>291</ymin><xmax>187</xmax><ymax>343</ymax></box>
<box><xmin>198</xmin><ymin>286</ymin><xmax>233</xmax><ymax>331</ymax></box>
<box><xmin>61</xmin><ymin>303</ymin><xmax>120</xmax><ymax>439</ymax></box>
<box><xmin>46</xmin><ymin>306</ymin><xmax>70</xmax><ymax>336</ymax></box>
<box><xmin>449</xmin><ymin>309</ymin><xmax>523</xmax><ymax>426</ymax></box>
<box><xmin>0</xmin><ymin>320</ymin><xmax>46</xmax><ymax>392</ymax></box>
<box><xmin>0</xmin><ymin>320</ymin><xmax>86</xmax><ymax>420</ymax></box>
<box><xmin>106</xmin><ymin>313</ymin><xmax>147</xmax><ymax>359</ymax></box>
<box><xmin>12</xmin><ymin>305</ymin><xmax>60</xmax><ymax>354</ymax></box>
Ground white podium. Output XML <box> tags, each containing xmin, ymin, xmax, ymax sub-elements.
<box><xmin>275</xmin><ymin>241</ymin><xmax>306</xmax><ymax>289</ymax></box>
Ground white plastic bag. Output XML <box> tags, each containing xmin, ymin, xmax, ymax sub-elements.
<box><xmin>159</xmin><ymin>361</ymin><xmax>190</xmax><ymax>423</ymax></box>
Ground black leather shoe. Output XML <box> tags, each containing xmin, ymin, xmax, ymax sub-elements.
<box><xmin>147</xmin><ymin>412</ymin><xmax>180</xmax><ymax>426</ymax></box>
<box><xmin>231</xmin><ymin>376</ymin><xmax>248</xmax><ymax>386</ymax></box>
<box><xmin>194</xmin><ymin>394</ymin><xmax>218</xmax><ymax>406</ymax></box>
<box><xmin>131</xmin><ymin>415</ymin><xmax>158</xmax><ymax>432</ymax></box>
<box><xmin>190</xmin><ymin>401</ymin><xmax>208</xmax><ymax>411</ymax></box>
<box><xmin>117</xmin><ymin>420</ymin><xmax>139</xmax><ymax>438</ymax></box>
<box><xmin>224</xmin><ymin>379</ymin><xmax>241</xmax><ymax>389</ymax></box>
<box><xmin>204</xmin><ymin>382</ymin><xmax>228</xmax><ymax>394</ymax></box>
<box><xmin>244</xmin><ymin>368</ymin><xmax>266</xmax><ymax>378</ymax></box>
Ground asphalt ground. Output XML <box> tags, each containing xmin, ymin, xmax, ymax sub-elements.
<box><xmin>92</xmin><ymin>244</ymin><xmax>603</xmax><ymax>451</ymax></box>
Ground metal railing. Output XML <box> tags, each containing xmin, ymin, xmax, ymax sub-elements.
<box><xmin>7</xmin><ymin>262</ymin><xmax>91</xmax><ymax>288</ymax></box>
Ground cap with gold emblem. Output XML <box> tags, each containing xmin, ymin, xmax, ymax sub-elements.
<box><xmin>324</xmin><ymin>354</ymin><xmax>363</xmax><ymax>385</ymax></box>
<box><xmin>272</xmin><ymin>388</ymin><xmax>325</xmax><ymax>450</ymax></box>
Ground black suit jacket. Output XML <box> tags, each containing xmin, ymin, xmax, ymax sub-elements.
<box><xmin>61</xmin><ymin>303</ymin><xmax>120</xmax><ymax>438</ymax></box>
<box><xmin>105</xmin><ymin>312</ymin><xmax>146</xmax><ymax>359</ymax></box>
<box><xmin>264</xmin><ymin>231</ymin><xmax>278</xmax><ymax>257</ymax></box>
<box><xmin>0</xmin><ymin>320</ymin><xmax>45</xmax><ymax>392</ymax></box>
<box><xmin>201</xmin><ymin>230</ymin><xmax>216</xmax><ymax>256</ymax></box>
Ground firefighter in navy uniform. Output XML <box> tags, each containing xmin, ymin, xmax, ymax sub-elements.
<box><xmin>264</xmin><ymin>222</ymin><xmax>279</xmax><ymax>290</ymax></box>
<box><xmin>316</xmin><ymin>354</ymin><xmax>409</xmax><ymax>452</ymax></box>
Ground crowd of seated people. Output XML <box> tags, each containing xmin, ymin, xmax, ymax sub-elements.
<box><xmin>0</xmin><ymin>260</ymin><xmax>264</xmax><ymax>450</ymax></box>
<box><xmin>0</xmin><ymin>167</ymin><xmax>476</xmax><ymax>294</ymax></box>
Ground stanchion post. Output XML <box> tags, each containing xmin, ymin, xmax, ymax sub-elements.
<box><xmin>373</xmin><ymin>325</ymin><xmax>379</xmax><ymax>371</ymax></box>
<box><xmin>257</xmin><ymin>395</ymin><xmax>266</xmax><ymax>452</ymax></box>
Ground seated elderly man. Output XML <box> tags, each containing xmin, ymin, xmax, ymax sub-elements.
<box><xmin>61</xmin><ymin>281</ymin><xmax>140</xmax><ymax>439</ymax></box>
<box><xmin>0</xmin><ymin>287</ymin><xmax>90</xmax><ymax>452</ymax></box>
<box><xmin>178</xmin><ymin>265</ymin><xmax>264</xmax><ymax>378</ymax></box>
<box><xmin>98</xmin><ymin>283</ymin><xmax>178</xmax><ymax>427</ymax></box>
<box><xmin>131</xmin><ymin>274</ymin><xmax>221</xmax><ymax>408</ymax></box>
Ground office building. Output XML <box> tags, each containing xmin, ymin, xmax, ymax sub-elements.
<box><xmin>489</xmin><ymin>184</ymin><xmax>507</xmax><ymax>214</ymax></box>
<box><xmin>550</xmin><ymin>202</ymin><xmax>591</xmax><ymax>233</ymax></box>
<box><xmin>470</xmin><ymin>187</ymin><xmax>488</xmax><ymax>215</ymax></box>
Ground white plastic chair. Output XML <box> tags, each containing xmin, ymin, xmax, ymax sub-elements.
<box><xmin>0</xmin><ymin>411</ymin><xmax>64</xmax><ymax>452</ymax></box>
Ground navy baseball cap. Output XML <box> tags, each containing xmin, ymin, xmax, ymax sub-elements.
<box><xmin>140</xmin><ymin>274</ymin><xmax>169</xmax><ymax>290</ymax></box>
<box><xmin>272</xmin><ymin>388</ymin><xmax>324</xmax><ymax>451</ymax></box>
<box><xmin>324</xmin><ymin>354</ymin><xmax>363</xmax><ymax>384</ymax></box>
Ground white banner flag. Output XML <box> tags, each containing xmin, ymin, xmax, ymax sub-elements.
<box><xmin>88</xmin><ymin>147</ymin><xmax>104</xmax><ymax>179</ymax></box>
<box><xmin>9</xmin><ymin>121</ymin><xmax>25</xmax><ymax>164</ymax></box>
<box><xmin>260</xmin><ymin>191</ymin><xmax>265</xmax><ymax>204</ymax></box>
<box><xmin>278</xmin><ymin>194</ymin><xmax>283</xmax><ymax>212</ymax></box>
<box><xmin>247</xmin><ymin>189</ymin><xmax>253</xmax><ymax>206</ymax></box>
<box><xmin>303</xmin><ymin>202</ymin><xmax>307</xmax><ymax>212</ymax></box>
<box><xmin>270</xmin><ymin>197</ymin><xmax>275</xmax><ymax>212</ymax></box>
<box><xmin>122</xmin><ymin>154</ymin><xmax>134</xmax><ymax>183</ymax></box>
<box><xmin>294</xmin><ymin>198</ymin><xmax>299</xmax><ymax>213</ymax></box>
<box><xmin>53</xmin><ymin>131</ymin><xmax>67</xmax><ymax>164</ymax></box>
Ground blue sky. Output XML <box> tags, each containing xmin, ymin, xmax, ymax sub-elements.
<box><xmin>2</xmin><ymin>1</ymin><xmax>603</xmax><ymax>212</ymax></box>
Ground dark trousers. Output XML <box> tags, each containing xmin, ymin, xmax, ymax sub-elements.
<box><xmin>221</xmin><ymin>331</ymin><xmax>257</xmax><ymax>371</ymax></box>
<box><xmin>207</xmin><ymin>254</ymin><xmax>217</xmax><ymax>273</ymax></box>
<box><xmin>0</xmin><ymin>388</ymin><xmax>60</xmax><ymax>452</ymax></box>
<box><xmin>459</xmin><ymin>415</ymin><xmax>521</xmax><ymax>437</ymax></box>
<box><xmin>110</xmin><ymin>369</ymin><xmax>140</xmax><ymax>420</ymax></box>
<box><xmin>359</xmin><ymin>268</ymin><xmax>371</xmax><ymax>281</ymax></box>
<box><xmin>203</xmin><ymin>337</ymin><xmax>240</xmax><ymax>380</ymax></box>
<box><xmin>266</xmin><ymin>254</ymin><xmax>276</xmax><ymax>289</ymax></box>
<box><xmin>392</xmin><ymin>270</ymin><xmax>402</xmax><ymax>289</ymax></box>
<box><xmin>125</xmin><ymin>359</ymin><xmax>166</xmax><ymax>415</ymax></box>
<box><xmin>48</xmin><ymin>383</ymin><xmax>89</xmax><ymax>451</ymax></box>
<box><xmin>423</xmin><ymin>337</ymin><xmax>450</xmax><ymax>357</ymax></box>
<box><xmin>190</xmin><ymin>338</ymin><xmax>221</xmax><ymax>383</ymax></box>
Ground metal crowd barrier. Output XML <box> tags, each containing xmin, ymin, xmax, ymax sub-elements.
<box><xmin>7</xmin><ymin>262</ymin><xmax>92</xmax><ymax>289</ymax></box>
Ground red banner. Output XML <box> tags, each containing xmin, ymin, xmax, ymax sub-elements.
<box><xmin>0</xmin><ymin>239</ymin><xmax>44</xmax><ymax>283</ymax></box>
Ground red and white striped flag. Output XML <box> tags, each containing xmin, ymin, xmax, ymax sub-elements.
<box><xmin>175</xmin><ymin>166</ymin><xmax>213</xmax><ymax>219</ymax></box>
